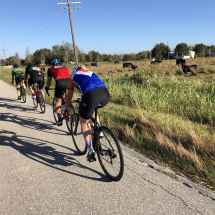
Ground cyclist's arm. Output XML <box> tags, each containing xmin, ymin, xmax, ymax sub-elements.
<box><xmin>24</xmin><ymin>74</ymin><xmax>28</xmax><ymax>82</ymax></box>
<box><xmin>66</xmin><ymin>89</ymin><xmax>74</xmax><ymax>109</ymax></box>
<box><xmin>46</xmin><ymin>69</ymin><xmax>52</xmax><ymax>88</ymax></box>
<box><xmin>12</xmin><ymin>74</ymin><xmax>14</xmax><ymax>84</ymax></box>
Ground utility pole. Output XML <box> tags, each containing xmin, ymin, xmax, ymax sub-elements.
<box><xmin>57</xmin><ymin>0</ymin><xmax>81</xmax><ymax>65</ymax></box>
<box><xmin>1</xmin><ymin>46</ymin><xmax>7</xmax><ymax>65</ymax></box>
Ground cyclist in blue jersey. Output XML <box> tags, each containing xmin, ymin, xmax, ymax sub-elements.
<box><xmin>66</xmin><ymin>64</ymin><xmax>110</xmax><ymax>162</ymax></box>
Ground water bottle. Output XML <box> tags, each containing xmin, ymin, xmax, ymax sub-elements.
<box><xmin>90</xmin><ymin>123</ymin><xmax>95</xmax><ymax>141</ymax></box>
<box><xmin>61</xmin><ymin>104</ymin><xmax>66</xmax><ymax>111</ymax></box>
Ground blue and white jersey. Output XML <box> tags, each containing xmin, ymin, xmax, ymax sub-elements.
<box><xmin>68</xmin><ymin>69</ymin><xmax>105</xmax><ymax>95</ymax></box>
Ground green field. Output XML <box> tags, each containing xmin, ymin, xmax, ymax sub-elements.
<box><xmin>1</xmin><ymin>57</ymin><xmax>215</xmax><ymax>191</ymax></box>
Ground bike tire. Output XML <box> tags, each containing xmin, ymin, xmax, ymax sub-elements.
<box><xmin>33</xmin><ymin>96</ymin><xmax>38</xmax><ymax>108</ymax></box>
<box><xmin>71</xmin><ymin>113</ymin><xmax>87</xmax><ymax>155</ymax></box>
<box><xmin>39</xmin><ymin>91</ymin><xmax>46</xmax><ymax>113</ymax></box>
<box><xmin>21</xmin><ymin>87</ymin><xmax>26</xmax><ymax>103</ymax></box>
<box><xmin>52</xmin><ymin>97</ymin><xmax>58</xmax><ymax>123</ymax></box>
<box><xmin>97</xmin><ymin>126</ymin><xmax>124</xmax><ymax>181</ymax></box>
<box><xmin>65</xmin><ymin>102</ymin><xmax>76</xmax><ymax>134</ymax></box>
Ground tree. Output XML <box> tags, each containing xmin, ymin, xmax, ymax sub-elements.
<box><xmin>14</xmin><ymin>52</ymin><xmax>20</xmax><ymax>65</ymax></box>
<box><xmin>112</xmin><ymin>54</ymin><xmax>119</xmax><ymax>61</ymax></box>
<box><xmin>25</xmin><ymin>47</ymin><xmax>32</xmax><ymax>64</ymax></box>
<box><xmin>211</xmin><ymin>45</ymin><xmax>215</xmax><ymax>53</ymax></box>
<box><xmin>33</xmin><ymin>48</ymin><xmax>52</xmax><ymax>65</ymax></box>
<box><xmin>122</xmin><ymin>54</ymin><xmax>129</xmax><ymax>61</ymax></box>
<box><xmin>175</xmin><ymin>42</ymin><xmax>189</xmax><ymax>56</ymax></box>
<box><xmin>151</xmin><ymin>43</ymin><xmax>169</xmax><ymax>60</ymax></box>
<box><xmin>194</xmin><ymin>43</ymin><xmax>206</xmax><ymax>57</ymax></box>
<box><xmin>129</xmin><ymin>53</ymin><xmax>137</xmax><ymax>61</ymax></box>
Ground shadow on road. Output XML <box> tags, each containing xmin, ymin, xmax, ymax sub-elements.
<box><xmin>0</xmin><ymin>130</ymin><xmax>111</xmax><ymax>182</ymax></box>
<box><xmin>0</xmin><ymin>97</ymin><xmax>38</xmax><ymax>112</ymax></box>
<box><xmin>0</xmin><ymin>112</ymin><xmax>69</xmax><ymax>136</ymax></box>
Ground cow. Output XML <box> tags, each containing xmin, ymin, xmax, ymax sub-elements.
<box><xmin>150</xmin><ymin>60</ymin><xmax>162</xmax><ymax>64</ymax></box>
<box><xmin>181</xmin><ymin>64</ymin><xmax>197</xmax><ymax>74</ymax></box>
<box><xmin>85</xmin><ymin>63</ymin><xmax>91</xmax><ymax>66</ymax></box>
<box><xmin>176</xmin><ymin>59</ymin><xmax>186</xmax><ymax>65</ymax></box>
<box><xmin>114</xmin><ymin>60</ymin><xmax>119</xmax><ymax>64</ymax></box>
<box><xmin>91</xmin><ymin>63</ymin><xmax>98</xmax><ymax>66</ymax></box>
<box><xmin>131</xmin><ymin>65</ymin><xmax>138</xmax><ymax>70</ymax></box>
<box><xmin>123</xmin><ymin>63</ymin><xmax>133</xmax><ymax>68</ymax></box>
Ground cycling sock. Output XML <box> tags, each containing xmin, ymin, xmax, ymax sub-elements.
<box><xmin>86</xmin><ymin>140</ymin><xmax>93</xmax><ymax>151</ymax></box>
<box><xmin>17</xmin><ymin>92</ymin><xmax>20</xmax><ymax>96</ymax></box>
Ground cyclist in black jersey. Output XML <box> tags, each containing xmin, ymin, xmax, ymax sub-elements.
<box><xmin>25</xmin><ymin>63</ymin><xmax>45</xmax><ymax>100</ymax></box>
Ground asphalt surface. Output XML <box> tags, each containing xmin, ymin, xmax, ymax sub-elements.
<box><xmin>0</xmin><ymin>79</ymin><xmax>215</xmax><ymax>215</ymax></box>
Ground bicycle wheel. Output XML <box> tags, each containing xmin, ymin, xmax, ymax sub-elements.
<box><xmin>21</xmin><ymin>87</ymin><xmax>26</xmax><ymax>103</ymax></box>
<box><xmin>65</xmin><ymin>102</ymin><xmax>76</xmax><ymax>133</ymax></box>
<box><xmin>71</xmin><ymin>113</ymin><xmax>87</xmax><ymax>155</ymax></box>
<box><xmin>39</xmin><ymin>91</ymin><xmax>46</xmax><ymax>113</ymax></box>
<box><xmin>97</xmin><ymin>126</ymin><xmax>124</xmax><ymax>181</ymax></box>
<box><xmin>52</xmin><ymin>97</ymin><xmax>58</xmax><ymax>123</ymax></box>
<box><xmin>32</xmin><ymin>88</ymin><xmax>38</xmax><ymax>108</ymax></box>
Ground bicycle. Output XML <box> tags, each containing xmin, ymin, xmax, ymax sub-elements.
<box><xmin>46</xmin><ymin>88</ymin><xmax>76</xmax><ymax>133</ymax></box>
<box><xmin>70</xmin><ymin>98</ymin><xmax>124</xmax><ymax>181</ymax></box>
<box><xmin>31</xmin><ymin>83</ymin><xmax>46</xmax><ymax>113</ymax></box>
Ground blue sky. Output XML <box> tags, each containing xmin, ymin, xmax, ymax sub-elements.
<box><xmin>0</xmin><ymin>0</ymin><xmax>215</xmax><ymax>59</ymax></box>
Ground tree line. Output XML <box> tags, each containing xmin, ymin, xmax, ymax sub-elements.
<box><xmin>1</xmin><ymin>42</ymin><xmax>215</xmax><ymax>66</ymax></box>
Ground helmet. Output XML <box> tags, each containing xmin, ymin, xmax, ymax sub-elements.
<box><xmin>72</xmin><ymin>64</ymin><xmax>86</xmax><ymax>74</ymax></box>
<box><xmin>28</xmin><ymin>62</ymin><xmax>35</xmax><ymax>67</ymax></box>
<box><xmin>51</xmin><ymin>59</ymin><xmax>61</xmax><ymax>66</ymax></box>
<box><xmin>13</xmin><ymin>63</ymin><xmax>19</xmax><ymax>68</ymax></box>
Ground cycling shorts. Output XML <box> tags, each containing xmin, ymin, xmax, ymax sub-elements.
<box><xmin>28</xmin><ymin>76</ymin><xmax>44</xmax><ymax>90</ymax></box>
<box><xmin>55</xmin><ymin>78</ymin><xmax>70</xmax><ymax>98</ymax></box>
<box><xmin>79</xmin><ymin>87</ymin><xmax>110</xmax><ymax>120</ymax></box>
<box><xmin>15</xmin><ymin>74</ymin><xmax>25</xmax><ymax>85</ymax></box>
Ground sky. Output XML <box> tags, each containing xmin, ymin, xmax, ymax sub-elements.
<box><xmin>0</xmin><ymin>0</ymin><xmax>215</xmax><ymax>60</ymax></box>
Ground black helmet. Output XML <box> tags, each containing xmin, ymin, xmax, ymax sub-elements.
<box><xmin>51</xmin><ymin>59</ymin><xmax>61</xmax><ymax>66</ymax></box>
<box><xmin>28</xmin><ymin>62</ymin><xmax>35</xmax><ymax>67</ymax></box>
<box><xmin>13</xmin><ymin>63</ymin><xmax>19</xmax><ymax>68</ymax></box>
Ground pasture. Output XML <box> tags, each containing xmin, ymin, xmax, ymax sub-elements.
<box><xmin>1</xmin><ymin>57</ymin><xmax>215</xmax><ymax>191</ymax></box>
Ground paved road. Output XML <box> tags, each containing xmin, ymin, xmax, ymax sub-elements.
<box><xmin>0</xmin><ymin>79</ymin><xmax>215</xmax><ymax>215</ymax></box>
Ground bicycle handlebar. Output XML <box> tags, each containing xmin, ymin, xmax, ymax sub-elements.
<box><xmin>71</xmin><ymin>98</ymin><xmax>81</xmax><ymax>103</ymax></box>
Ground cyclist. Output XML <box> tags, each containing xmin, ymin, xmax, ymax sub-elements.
<box><xmin>45</xmin><ymin>59</ymin><xmax>70</xmax><ymax>126</ymax></box>
<box><xmin>66</xmin><ymin>64</ymin><xmax>110</xmax><ymax>162</ymax></box>
<box><xmin>11</xmin><ymin>64</ymin><xmax>26</xmax><ymax>100</ymax></box>
<box><xmin>25</xmin><ymin>62</ymin><xmax>45</xmax><ymax>100</ymax></box>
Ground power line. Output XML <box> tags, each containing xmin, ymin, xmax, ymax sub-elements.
<box><xmin>1</xmin><ymin>46</ymin><xmax>7</xmax><ymax>65</ymax></box>
<box><xmin>14</xmin><ymin>11</ymin><xmax>67</xmax><ymax>48</ymax></box>
<box><xmin>12</xmin><ymin>6</ymin><xmax>59</xmax><ymax>49</ymax></box>
<box><xmin>7</xmin><ymin>1</ymin><xmax>57</xmax><ymax>49</ymax></box>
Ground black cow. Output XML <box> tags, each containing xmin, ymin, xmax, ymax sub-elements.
<box><xmin>182</xmin><ymin>64</ymin><xmax>197</xmax><ymax>74</ymax></box>
<box><xmin>131</xmin><ymin>65</ymin><xmax>138</xmax><ymax>70</ymax></box>
<box><xmin>114</xmin><ymin>60</ymin><xmax>119</xmax><ymax>64</ymax></box>
<box><xmin>176</xmin><ymin>59</ymin><xmax>186</xmax><ymax>65</ymax></box>
<box><xmin>123</xmin><ymin>63</ymin><xmax>133</xmax><ymax>68</ymax></box>
<box><xmin>150</xmin><ymin>60</ymin><xmax>162</xmax><ymax>64</ymax></box>
<box><xmin>91</xmin><ymin>63</ymin><xmax>98</xmax><ymax>66</ymax></box>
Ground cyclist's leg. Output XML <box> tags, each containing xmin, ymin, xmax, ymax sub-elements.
<box><xmin>28</xmin><ymin>78</ymin><xmax>35</xmax><ymax>95</ymax></box>
<box><xmin>15</xmin><ymin>77</ymin><xmax>21</xmax><ymax>99</ymax></box>
<box><xmin>37</xmin><ymin>76</ymin><xmax>45</xmax><ymax>100</ymax></box>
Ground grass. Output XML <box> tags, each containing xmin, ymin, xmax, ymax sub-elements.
<box><xmin>1</xmin><ymin>57</ymin><xmax>215</xmax><ymax>191</ymax></box>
